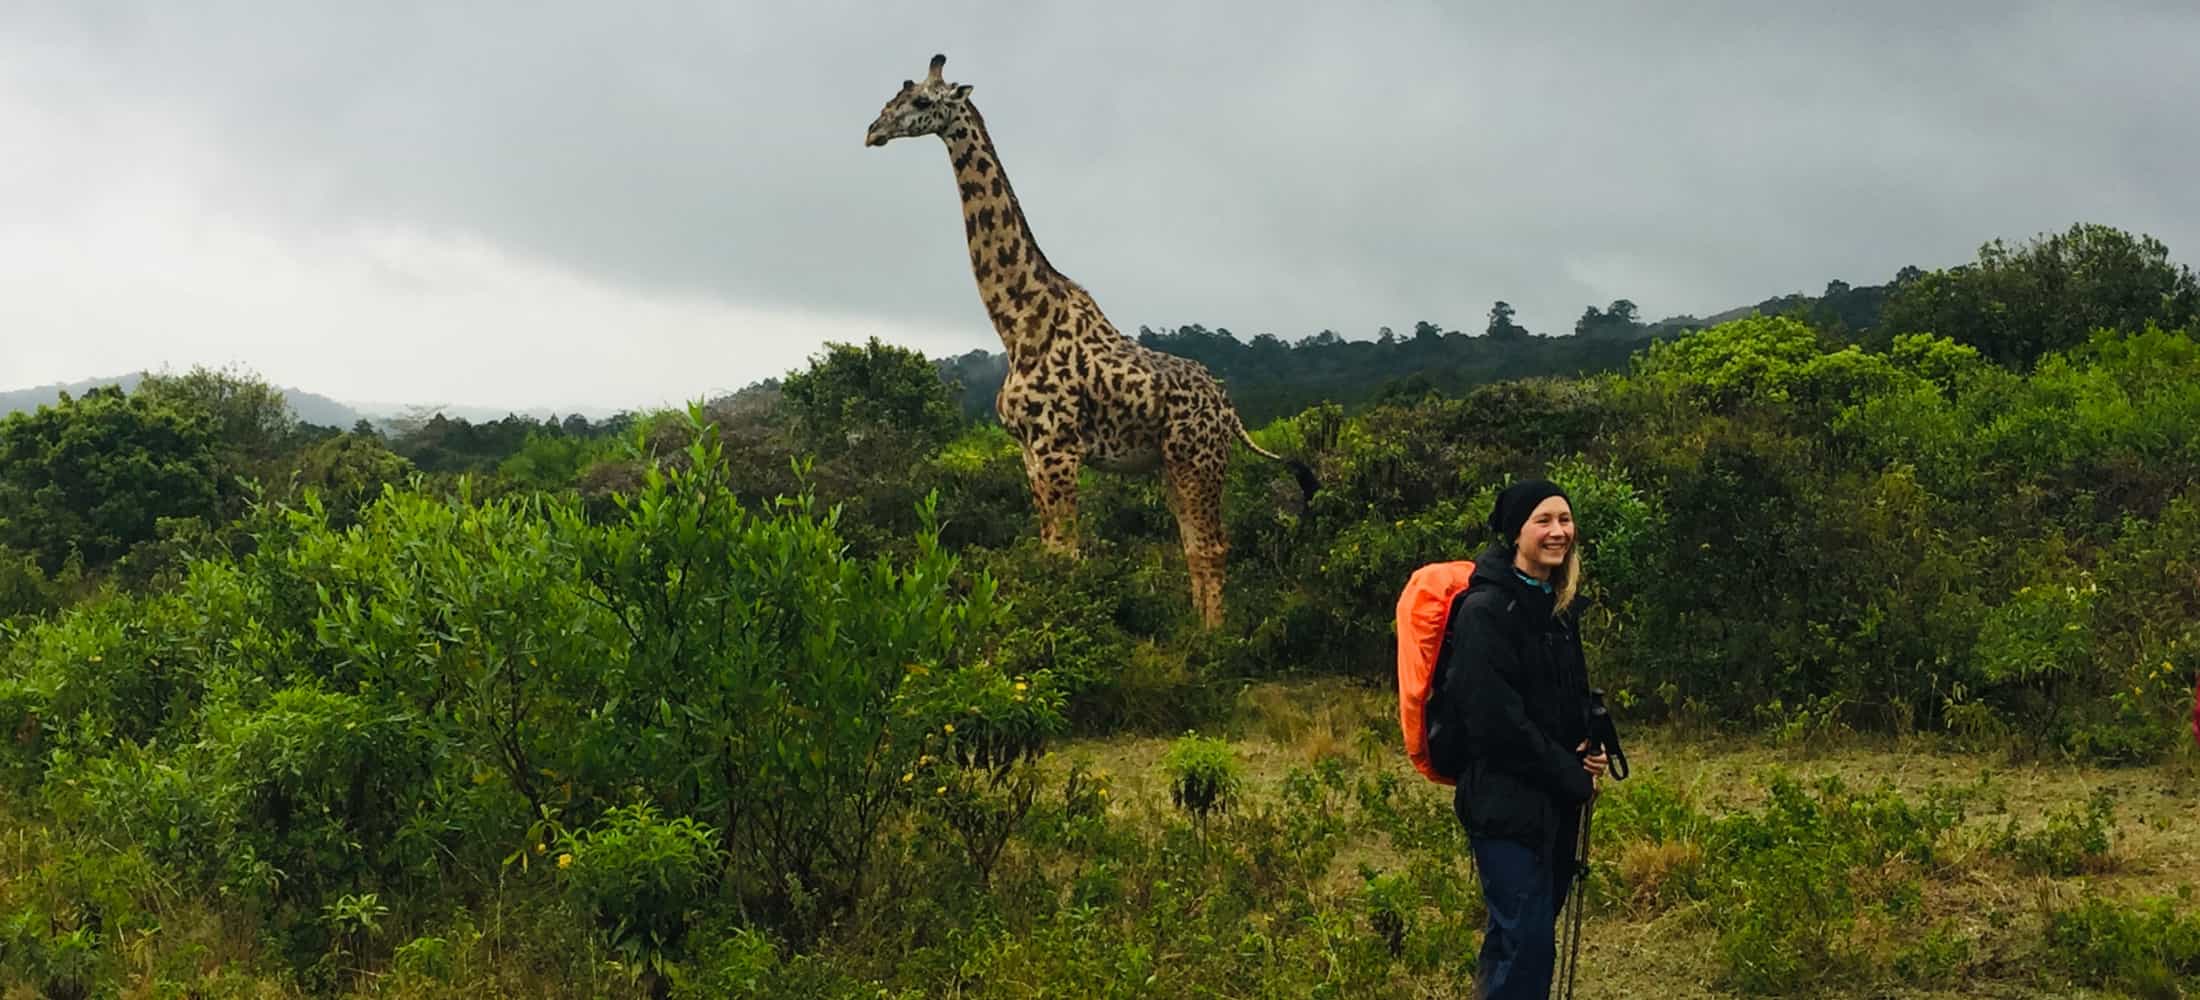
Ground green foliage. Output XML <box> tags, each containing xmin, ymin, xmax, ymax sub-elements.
<box><xmin>1630</xmin><ymin>314</ymin><xmax>1832</xmax><ymax>408</ymax></box>
<box><xmin>558</xmin><ymin>802</ymin><xmax>720</xmax><ymax>990</ymax></box>
<box><xmin>0</xmin><ymin>544</ymin><xmax>68</xmax><ymax>620</ymax></box>
<box><xmin>1973</xmin><ymin>574</ymin><xmax>2099</xmax><ymax>749</ymax></box>
<box><xmin>1993</xmin><ymin>787</ymin><xmax>2117</xmax><ymax>876</ymax></box>
<box><xmin>0</xmin><ymin>401</ymin><xmax>1049</xmax><ymax>980</ymax></box>
<box><xmin>134</xmin><ymin>364</ymin><xmax>300</xmax><ymax>466</ymax></box>
<box><xmin>281</xmin><ymin>431</ymin><xmax>416</xmax><ymax>528</ymax></box>
<box><xmin>1879</xmin><ymin>222</ymin><xmax>2200</xmax><ymax>369</ymax></box>
<box><xmin>1590</xmin><ymin>770</ymin><xmax>1977</xmax><ymax>993</ymax></box>
<box><xmin>204</xmin><ymin>685</ymin><xmax>441</xmax><ymax>903</ymax></box>
<box><xmin>1886</xmin><ymin>331</ymin><xmax>1989</xmax><ymax>392</ymax></box>
<box><xmin>781</xmin><ymin>336</ymin><xmax>962</xmax><ymax>461</ymax></box>
<box><xmin>570</xmin><ymin>410</ymin><xmax>1017</xmax><ymax>936</ymax></box>
<box><xmin>932</xmin><ymin>319</ymin><xmax>1659</xmax><ymax>426</ymax></box>
<box><xmin>498</xmin><ymin>429</ymin><xmax>617</xmax><ymax>489</ymax></box>
<box><xmin>0</xmin><ymin>385</ymin><xmax>223</xmax><ymax>573</ymax></box>
<box><xmin>2045</xmin><ymin>890</ymin><xmax>2200</xmax><ymax>998</ymax></box>
<box><xmin>1534</xmin><ymin>454</ymin><xmax>1664</xmax><ymax>601</ymax></box>
<box><xmin>1161</xmin><ymin>733</ymin><xmax>1242</xmax><ymax>826</ymax></box>
<box><xmin>389</xmin><ymin>411</ymin><xmax>569</xmax><ymax>474</ymax></box>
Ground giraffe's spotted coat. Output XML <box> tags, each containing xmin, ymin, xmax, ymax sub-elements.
<box><xmin>866</xmin><ymin>55</ymin><xmax>1315</xmax><ymax>627</ymax></box>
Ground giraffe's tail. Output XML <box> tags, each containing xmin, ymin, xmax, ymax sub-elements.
<box><xmin>1237</xmin><ymin>421</ymin><xmax>1320</xmax><ymax>506</ymax></box>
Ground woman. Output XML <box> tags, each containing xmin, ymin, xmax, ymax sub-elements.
<box><xmin>1436</xmin><ymin>478</ymin><xmax>1609</xmax><ymax>999</ymax></box>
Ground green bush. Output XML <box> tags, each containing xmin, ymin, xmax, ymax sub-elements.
<box><xmin>0</xmin><ymin>544</ymin><xmax>66</xmax><ymax>620</ymax></box>
<box><xmin>203</xmin><ymin>685</ymin><xmax>439</xmax><ymax>902</ymax></box>
<box><xmin>568</xmin><ymin>413</ymin><xmax>1018</xmax><ymax>937</ymax></box>
<box><xmin>2046</xmin><ymin>890</ymin><xmax>2200</xmax><ymax>997</ymax></box>
<box><xmin>1973</xmin><ymin>574</ymin><xmax>2099</xmax><ymax>752</ymax></box>
<box><xmin>1994</xmin><ymin>787</ymin><xmax>2117</xmax><ymax>876</ymax></box>
<box><xmin>1161</xmin><ymin>733</ymin><xmax>1242</xmax><ymax>828</ymax></box>
<box><xmin>558</xmin><ymin>802</ymin><xmax>719</xmax><ymax>991</ymax></box>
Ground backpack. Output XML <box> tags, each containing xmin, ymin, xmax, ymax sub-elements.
<box><xmin>1396</xmin><ymin>561</ymin><xmax>1479</xmax><ymax>785</ymax></box>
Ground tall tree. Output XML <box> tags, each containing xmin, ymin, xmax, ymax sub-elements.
<box><xmin>0</xmin><ymin>386</ymin><xmax>222</xmax><ymax>572</ymax></box>
<box><xmin>1878</xmin><ymin>223</ymin><xmax>2200</xmax><ymax>368</ymax></box>
<box><xmin>1486</xmin><ymin>300</ymin><xmax>1529</xmax><ymax>340</ymax></box>
<box><xmin>134</xmin><ymin>364</ymin><xmax>298</xmax><ymax>463</ymax></box>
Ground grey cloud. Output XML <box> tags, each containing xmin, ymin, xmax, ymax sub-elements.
<box><xmin>7</xmin><ymin>1</ymin><xmax>2198</xmax><ymax>382</ymax></box>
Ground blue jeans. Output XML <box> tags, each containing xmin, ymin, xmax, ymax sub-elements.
<box><xmin>1471</xmin><ymin>835</ymin><xmax>1577</xmax><ymax>1000</ymax></box>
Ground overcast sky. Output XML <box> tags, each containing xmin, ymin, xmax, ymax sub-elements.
<box><xmin>4</xmin><ymin>2</ymin><xmax>2195</xmax><ymax>413</ymax></box>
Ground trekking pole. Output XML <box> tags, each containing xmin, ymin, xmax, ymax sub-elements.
<box><xmin>1566</xmin><ymin>795</ymin><xmax>1601</xmax><ymax>997</ymax></box>
<box><xmin>1548</xmin><ymin>800</ymin><xmax>1601</xmax><ymax>1000</ymax></box>
<box><xmin>1554</xmin><ymin>691</ymin><xmax>1626</xmax><ymax>999</ymax></box>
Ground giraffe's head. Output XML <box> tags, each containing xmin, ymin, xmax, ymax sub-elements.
<box><xmin>865</xmin><ymin>54</ymin><xmax>973</xmax><ymax>148</ymax></box>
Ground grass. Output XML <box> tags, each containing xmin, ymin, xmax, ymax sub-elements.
<box><xmin>1051</xmin><ymin>677</ymin><xmax>2200</xmax><ymax>999</ymax></box>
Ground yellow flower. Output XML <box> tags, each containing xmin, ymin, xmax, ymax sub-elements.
<box><xmin>919</xmin><ymin>755</ymin><xmax>934</xmax><ymax>765</ymax></box>
<box><xmin>901</xmin><ymin>772</ymin><xmax>914</xmax><ymax>783</ymax></box>
<box><xmin>557</xmin><ymin>853</ymin><xmax>573</xmax><ymax>870</ymax></box>
<box><xmin>1014</xmin><ymin>682</ymin><xmax>1028</xmax><ymax>692</ymax></box>
<box><xmin>943</xmin><ymin>724</ymin><xmax>955</xmax><ymax>735</ymax></box>
<box><xmin>936</xmin><ymin>785</ymin><xmax>948</xmax><ymax>796</ymax></box>
<box><xmin>534</xmin><ymin>842</ymin><xmax>546</xmax><ymax>854</ymax></box>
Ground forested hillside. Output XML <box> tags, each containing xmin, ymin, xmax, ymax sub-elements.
<box><xmin>3</xmin><ymin>222</ymin><xmax>2198</xmax><ymax>998</ymax></box>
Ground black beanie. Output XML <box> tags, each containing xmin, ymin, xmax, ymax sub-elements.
<box><xmin>1487</xmin><ymin>478</ymin><xmax>1570</xmax><ymax>543</ymax></box>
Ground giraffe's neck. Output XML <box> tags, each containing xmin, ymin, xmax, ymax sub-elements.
<box><xmin>942</xmin><ymin>105</ymin><xmax>1060</xmax><ymax>359</ymax></box>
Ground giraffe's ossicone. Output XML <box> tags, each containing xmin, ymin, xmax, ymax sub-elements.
<box><xmin>868</xmin><ymin>53</ymin><xmax>1317</xmax><ymax>628</ymax></box>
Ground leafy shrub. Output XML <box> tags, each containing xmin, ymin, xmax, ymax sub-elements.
<box><xmin>1360</xmin><ymin>869</ymin><xmax>1418</xmax><ymax>956</ymax></box>
<box><xmin>2045</xmin><ymin>890</ymin><xmax>2200</xmax><ymax>998</ymax></box>
<box><xmin>566</xmin><ymin>411</ymin><xmax>1020</xmax><ymax>940</ymax></box>
<box><xmin>0</xmin><ymin>545</ymin><xmax>65</xmax><ymax>620</ymax></box>
<box><xmin>202</xmin><ymin>685</ymin><xmax>438</xmax><ymax>902</ymax></box>
<box><xmin>1973</xmin><ymin>575</ymin><xmax>2100</xmax><ymax>752</ymax></box>
<box><xmin>1643</xmin><ymin>773</ymin><xmax>1971</xmax><ymax>994</ymax></box>
<box><xmin>558</xmin><ymin>802</ymin><xmax>720</xmax><ymax>991</ymax></box>
<box><xmin>1994</xmin><ymin>787</ymin><xmax>2117</xmax><ymax>876</ymax></box>
<box><xmin>55</xmin><ymin>743</ymin><xmax>231</xmax><ymax>885</ymax></box>
<box><xmin>0</xmin><ymin>840</ymin><xmax>166</xmax><ymax>1000</ymax></box>
<box><xmin>1161</xmin><ymin>734</ymin><xmax>1242</xmax><ymax>828</ymax></box>
<box><xmin>907</xmin><ymin>665</ymin><xmax>1064</xmax><ymax>883</ymax></box>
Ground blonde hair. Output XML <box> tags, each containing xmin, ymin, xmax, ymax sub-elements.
<box><xmin>1552</xmin><ymin>543</ymin><xmax>1582</xmax><ymax>614</ymax></box>
<box><xmin>1505</xmin><ymin>532</ymin><xmax>1584</xmax><ymax>615</ymax></box>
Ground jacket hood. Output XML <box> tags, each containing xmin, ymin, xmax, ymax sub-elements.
<box><xmin>1470</xmin><ymin>542</ymin><xmax>1570</xmax><ymax>621</ymax></box>
<box><xmin>1469</xmin><ymin>542</ymin><xmax>1532</xmax><ymax>589</ymax></box>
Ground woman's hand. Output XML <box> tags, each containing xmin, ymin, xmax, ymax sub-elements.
<box><xmin>1577</xmin><ymin>740</ymin><xmax>1610</xmax><ymax>783</ymax></box>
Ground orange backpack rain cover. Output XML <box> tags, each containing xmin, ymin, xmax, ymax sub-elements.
<box><xmin>1397</xmin><ymin>560</ymin><xmax>1477</xmax><ymax>785</ymax></box>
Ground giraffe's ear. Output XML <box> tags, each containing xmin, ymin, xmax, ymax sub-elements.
<box><xmin>953</xmin><ymin>83</ymin><xmax>973</xmax><ymax>100</ymax></box>
<box><xmin>901</xmin><ymin>79</ymin><xmax>914</xmax><ymax>91</ymax></box>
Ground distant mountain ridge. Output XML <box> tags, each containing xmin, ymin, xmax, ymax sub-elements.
<box><xmin>0</xmin><ymin>372</ymin><xmax>623</xmax><ymax>428</ymax></box>
<box><xmin>5</xmin><ymin>273</ymin><xmax>1902</xmax><ymax>430</ymax></box>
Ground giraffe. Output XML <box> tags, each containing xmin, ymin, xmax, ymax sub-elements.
<box><xmin>866</xmin><ymin>54</ymin><xmax>1316</xmax><ymax>628</ymax></box>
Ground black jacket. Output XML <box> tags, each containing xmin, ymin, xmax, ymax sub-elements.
<box><xmin>1432</xmin><ymin>544</ymin><xmax>1594</xmax><ymax>854</ymax></box>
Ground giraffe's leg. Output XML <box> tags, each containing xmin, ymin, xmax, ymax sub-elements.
<box><xmin>1165</xmin><ymin>455</ymin><xmax>1229</xmax><ymax>629</ymax></box>
<box><xmin>1022</xmin><ymin>443</ymin><xmax>1082</xmax><ymax>557</ymax></box>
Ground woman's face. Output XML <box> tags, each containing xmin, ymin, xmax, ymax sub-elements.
<box><xmin>1517</xmin><ymin>496</ymin><xmax>1575</xmax><ymax>573</ymax></box>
